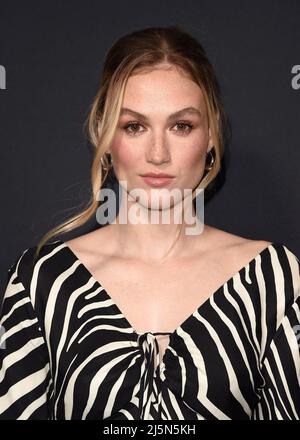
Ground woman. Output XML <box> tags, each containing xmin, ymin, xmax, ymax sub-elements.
<box><xmin>0</xmin><ymin>25</ymin><xmax>299</xmax><ymax>420</ymax></box>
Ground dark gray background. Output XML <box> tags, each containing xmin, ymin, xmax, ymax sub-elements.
<box><xmin>1</xmin><ymin>0</ymin><xmax>300</xmax><ymax>296</ymax></box>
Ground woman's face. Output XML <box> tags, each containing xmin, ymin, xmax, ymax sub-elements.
<box><xmin>110</xmin><ymin>65</ymin><xmax>214</xmax><ymax>210</ymax></box>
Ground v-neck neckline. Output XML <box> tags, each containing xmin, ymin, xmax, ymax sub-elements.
<box><xmin>52</xmin><ymin>239</ymin><xmax>280</xmax><ymax>367</ymax></box>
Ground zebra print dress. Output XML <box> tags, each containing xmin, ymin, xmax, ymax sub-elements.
<box><xmin>0</xmin><ymin>240</ymin><xmax>299</xmax><ymax>420</ymax></box>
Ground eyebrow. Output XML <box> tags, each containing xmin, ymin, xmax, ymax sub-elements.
<box><xmin>119</xmin><ymin>106</ymin><xmax>202</xmax><ymax>122</ymax></box>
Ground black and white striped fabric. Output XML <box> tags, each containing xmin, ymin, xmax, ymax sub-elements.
<box><xmin>0</xmin><ymin>240</ymin><xmax>299</xmax><ymax>420</ymax></box>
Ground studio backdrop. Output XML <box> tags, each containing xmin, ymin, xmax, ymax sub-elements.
<box><xmin>0</xmin><ymin>0</ymin><xmax>299</xmax><ymax>297</ymax></box>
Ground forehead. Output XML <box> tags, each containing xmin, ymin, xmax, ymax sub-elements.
<box><xmin>122</xmin><ymin>68</ymin><xmax>205</xmax><ymax>108</ymax></box>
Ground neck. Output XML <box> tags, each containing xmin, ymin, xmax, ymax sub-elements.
<box><xmin>111</xmin><ymin>187</ymin><xmax>206</xmax><ymax>263</ymax></box>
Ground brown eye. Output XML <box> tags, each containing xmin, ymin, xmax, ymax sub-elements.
<box><xmin>123</xmin><ymin>122</ymin><xmax>144</xmax><ymax>135</ymax></box>
<box><xmin>122</xmin><ymin>121</ymin><xmax>194</xmax><ymax>136</ymax></box>
<box><xmin>173</xmin><ymin>122</ymin><xmax>194</xmax><ymax>134</ymax></box>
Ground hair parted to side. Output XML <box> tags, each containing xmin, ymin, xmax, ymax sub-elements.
<box><xmin>34</xmin><ymin>25</ymin><xmax>228</xmax><ymax>260</ymax></box>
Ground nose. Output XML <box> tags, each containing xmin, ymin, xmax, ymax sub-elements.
<box><xmin>145</xmin><ymin>131</ymin><xmax>171</xmax><ymax>165</ymax></box>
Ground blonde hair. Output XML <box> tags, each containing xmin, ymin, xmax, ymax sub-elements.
<box><xmin>34</xmin><ymin>25</ymin><xmax>228</xmax><ymax>260</ymax></box>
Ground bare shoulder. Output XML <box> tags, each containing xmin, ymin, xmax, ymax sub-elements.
<box><xmin>233</xmin><ymin>238</ymin><xmax>273</xmax><ymax>261</ymax></box>
<box><xmin>204</xmin><ymin>225</ymin><xmax>272</xmax><ymax>264</ymax></box>
<box><xmin>66</xmin><ymin>226</ymin><xmax>110</xmax><ymax>250</ymax></box>
<box><xmin>65</xmin><ymin>226</ymin><xmax>114</xmax><ymax>269</ymax></box>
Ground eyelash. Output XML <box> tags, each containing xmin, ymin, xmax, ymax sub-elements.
<box><xmin>122</xmin><ymin>121</ymin><xmax>194</xmax><ymax>136</ymax></box>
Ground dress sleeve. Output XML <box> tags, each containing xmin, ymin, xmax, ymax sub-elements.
<box><xmin>253</xmin><ymin>246</ymin><xmax>300</xmax><ymax>420</ymax></box>
<box><xmin>0</xmin><ymin>252</ymin><xmax>53</xmax><ymax>419</ymax></box>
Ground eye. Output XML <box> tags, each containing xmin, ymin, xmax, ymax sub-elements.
<box><xmin>123</xmin><ymin>122</ymin><xmax>144</xmax><ymax>136</ymax></box>
<box><xmin>173</xmin><ymin>121</ymin><xmax>194</xmax><ymax>134</ymax></box>
<box><xmin>122</xmin><ymin>120</ymin><xmax>194</xmax><ymax>136</ymax></box>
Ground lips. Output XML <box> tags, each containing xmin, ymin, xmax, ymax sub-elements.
<box><xmin>140</xmin><ymin>172</ymin><xmax>174</xmax><ymax>178</ymax></box>
<box><xmin>140</xmin><ymin>175</ymin><xmax>174</xmax><ymax>187</ymax></box>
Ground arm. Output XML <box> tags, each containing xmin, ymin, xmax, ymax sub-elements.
<box><xmin>0</xmin><ymin>254</ymin><xmax>53</xmax><ymax>419</ymax></box>
<box><xmin>253</xmin><ymin>243</ymin><xmax>300</xmax><ymax>420</ymax></box>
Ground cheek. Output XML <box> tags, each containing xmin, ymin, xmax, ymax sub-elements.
<box><xmin>179</xmin><ymin>142</ymin><xmax>206</xmax><ymax>173</ymax></box>
<box><xmin>111</xmin><ymin>138</ymin><xmax>139</xmax><ymax>169</ymax></box>
<box><xmin>178</xmin><ymin>127</ymin><xmax>208</xmax><ymax>162</ymax></box>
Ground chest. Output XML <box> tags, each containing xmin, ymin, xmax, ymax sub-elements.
<box><xmin>88</xmin><ymin>251</ymin><xmax>238</xmax><ymax>334</ymax></box>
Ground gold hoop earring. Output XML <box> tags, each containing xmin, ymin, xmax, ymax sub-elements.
<box><xmin>100</xmin><ymin>152</ymin><xmax>113</xmax><ymax>171</ymax></box>
<box><xmin>205</xmin><ymin>148</ymin><xmax>215</xmax><ymax>171</ymax></box>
